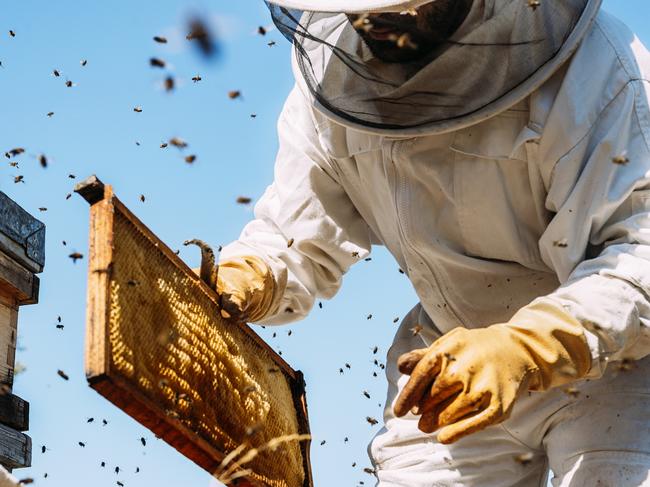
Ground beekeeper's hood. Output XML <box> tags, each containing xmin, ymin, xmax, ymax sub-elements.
<box><xmin>266</xmin><ymin>0</ymin><xmax>602</xmax><ymax>135</ymax></box>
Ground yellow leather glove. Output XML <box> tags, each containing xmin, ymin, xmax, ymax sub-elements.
<box><xmin>211</xmin><ymin>255</ymin><xmax>276</xmax><ymax>322</ymax></box>
<box><xmin>393</xmin><ymin>301</ymin><xmax>592</xmax><ymax>444</ymax></box>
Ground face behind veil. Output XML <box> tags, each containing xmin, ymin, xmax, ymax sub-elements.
<box><xmin>267</xmin><ymin>0</ymin><xmax>602</xmax><ymax>135</ymax></box>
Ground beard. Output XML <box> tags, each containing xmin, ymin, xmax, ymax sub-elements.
<box><xmin>348</xmin><ymin>0</ymin><xmax>473</xmax><ymax>63</ymax></box>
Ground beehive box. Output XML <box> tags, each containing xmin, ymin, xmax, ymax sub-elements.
<box><xmin>78</xmin><ymin>177</ymin><xmax>312</xmax><ymax>487</ymax></box>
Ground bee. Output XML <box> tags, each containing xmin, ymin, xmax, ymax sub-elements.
<box><xmin>14</xmin><ymin>175</ymin><xmax>24</xmax><ymax>183</ymax></box>
<box><xmin>65</xmin><ymin>193</ymin><xmax>72</xmax><ymax>200</ymax></box>
<box><xmin>115</xmin><ymin>466</ymin><xmax>120</xmax><ymax>474</ymax></box>
<box><xmin>258</xmin><ymin>26</ymin><xmax>267</xmax><ymax>36</ymax></box>
<box><xmin>164</xmin><ymin>76</ymin><xmax>175</xmax><ymax>92</ymax></box>
<box><xmin>68</xmin><ymin>252</ymin><xmax>84</xmax><ymax>263</ymax></box>
<box><xmin>56</xmin><ymin>324</ymin><xmax>63</xmax><ymax>330</ymax></box>
<box><xmin>367</xmin><ymin>314</ymin><xmax>372</xmax><ymax>320</ymax></box>
<box><xmin>236</xmin><ymin>196</ymin><xmax>252</xmax><ymax>205</ymax></box>
<box><xmin>410</xmin><ymin>324</ymin><xmax>423</xmax><ymax>336</ymax></box>
<box><xmin>53</xmin><ymin>69</ymin><xmax>61</xmax><ymax>77</ymax></box>
<box><xmin>57</xmin><ymin>370</ymin><xmax>70</xmax><ymax>381</ymax></box>
<box><xmin>139</xmin><ymin>194</ymin><xmax>145</xmax><ymax>202</ymax></box>
<box><xmin>7</xmin><ymin>147</ymin><xmax>25</xmax><ymax>157</ymax></box>
<box><xmin>186</xmin><ymin>18</ymin><xmax>217</xmax><ymax>58</ymax></box>
<box><xmin>527</xmin><ymin>0</ymin><xmax>541</xmax><ymax>10</ymax></box>
<box><xmin>365</xmin><ymin>257</ymin><xmax>372</xmax><ymax>262</ymax></box>
<box><xmin>38</xmin><ymin>207</ymin><xmax>47</xmax><ymax>212</ymax></box>
<box><xmin>563</xmin><ymin>387</ymin><xmax>580</xmax><ymax>398</ymax></box>
<box><xmin>140</xmin><ymin>437</ymin><xmax>146</xmax><ymax>446</ymax></box>
<box><xmin>250</xmin><ymin>113</ymin><xmax>257</xmax><ymax>118</ymax></box>
<box><xmin>133</xmin><ymin>106</ymin><xmax>143</xmax><ymax>113</ymax></box>
<box><xmin>514</xmin><ymin>452</ymin><xmax>534</xmax><ymax>466</ymax></box>
<box><xmin>87</xmin><ymin>417</ymin><xmax>94</xmax><ymax>423</ymax></box>
<box><xmin>160</xmin><ymin>143</ymin><xmax>168</xmax><ymax>148</ymax></box>
<box><xmin>228</xmin><ymin>90</ymin><xmax>242</xmax><ymax>100</ymax></box>
<box><xmin>39</xmin><ymin>154</ymin><xmax>47</xmax><ymax>167</ymax></box>
<box><xmin>8</xmin><ymin>162</ymin><xmax>18</xmax><ymax>168</ymax></box>
<box><xmin>68</xmin><ymin>174</ymin><xmax>76</xmax><ymax>179</ymax></box>
<box><xmin>153</xmin><ymin>36</ymin><xmax>168</xmax><ymax>43</ymax></box>
<box><xmin>393</xmin><ymin>317</ymin><xmax>400</xmax><ymax>323</ymax></box>
<box><xmin>287</xmin><ymin>238</ymin><xmax>295</xmax><ymax>248</ymax></box>
<box><xmin>9</xmin><ymin>30</ymin><xmax>15</xmax><ymax>37</ymax></box>
<box><xmin>612</xmin><ymin>154</ymin><xmax>630</xmax><ymax>165</ymax></box>
<box><xmin>47</xmin><ymin>111</ymin><xmax>54</xmax><ymax>117</ymax></box>
<box><xmin>363</xmin><ymin>390</ymin><xmax>371</xmax><ymax>399</ymax></box>
<box><xmin>319</xmin><ymin>302</ymin><xmax>323</xmax><ymax>309</ymax></box>
<box><xmin>150</xmin><ymin>57</ymin><xmax>166</xmax><ymax>68</ymax></box>
<box><xmin>184</xmin><ymin>154</ymin><xmax>196</xmax><ymax>164</ymax></box>
<box><xmin>169</xmin><ymin>137</ymin><xmax>188</xmax><ymax>149</ymax></box>
<box><xmin>268</xmin><ymin>41</ymin><xmax>276</xmax><ymax>47</ymax></box>
<box><xmin>16</xmin><ymin>478</ymin><xmax>33</xmax><ymax>485</ymax></box>
<box><xmin>65</xmin><ymin>80</ymin><xmax>73</xmax><ymax>87</ymax></box>
<box><xmin>80</xmin><ymin>59</ymin><xmax>87</xmax><ymax>66</ymax></box>
<box><xmin>373</xmin><ymin>346</ymin><xmax>378</xmax><ymax>354</ymax></box>
<box><xmin>366</xmin><ymin>416</ymin><xmax>378</xmax><ymax>426</ymax></box>
<box><xmin>191</xmin><ymin>75</ymin><xmax>202</xmax><ymax>83</ymax></box>
<box><xmin>320</xmin><ymin>440</ymin><xmax>326</xmax><ymax>446</ymax></box>
<box><xmin>553</xmin><ymin>238</ymin><xmax>569</xmax><ymax>248</ymax></box>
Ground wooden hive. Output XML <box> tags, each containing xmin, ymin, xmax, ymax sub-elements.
<box><xmin>0</xmin><ymin>191</ymin><xmax>44</xmax><ymax>472</ymax></box>
<box><xmin>77</xmin><ymin>177</ymin><xmax>312</xmax><ymax>487</ymax></box>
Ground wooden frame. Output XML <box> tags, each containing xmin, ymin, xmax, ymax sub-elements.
<box><xmin>77</xmin><ymin>176</ymin><xmax>313</xmax><ymax>487</ymax></box>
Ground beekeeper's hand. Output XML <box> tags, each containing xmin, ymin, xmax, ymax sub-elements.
<box><xmin>393</xmin><ymin>301</ymin><xmax>592</xmax><ymax>444</ymax></box>
<box><xmin>195</xmin><ymin>255</ymin><xmax>275</xmax><ymax>322</ymax></box>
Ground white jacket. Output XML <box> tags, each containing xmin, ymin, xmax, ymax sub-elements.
<box><xmin>221</xmin><ymin>11</ymin><xmax>650</xmax><ymax>375</ymax></box>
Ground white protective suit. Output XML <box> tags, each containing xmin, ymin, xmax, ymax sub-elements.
<box><xmin>221</xmin><ymin>7</ymin><xmax>650</xmax><ymax>487</ymax></box>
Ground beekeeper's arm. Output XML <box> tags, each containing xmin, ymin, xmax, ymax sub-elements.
<box><xmin>536</xmin><ymin>77</ymin><xmax>650</xmax><ymax>376</ymax></box>
<box><xmin>217</xmin><ymin>86</ymin><xmax>373</xmax><ymax>324</ymax></box>
<box><xmin>395</xmin><ymin>76</ymin><xmax>650</xmax><ymax>444</ymax></box>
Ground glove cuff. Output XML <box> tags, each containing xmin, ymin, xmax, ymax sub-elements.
<box><xmin>503</xmin><ymin>300</ymin><xmax>592</xmax><ymax>391</ymax></box>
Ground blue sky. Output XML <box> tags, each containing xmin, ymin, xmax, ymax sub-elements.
<box><xmin>1</xmin><ymin>1</ymin><xmax>649</xmax><ymax>486</ymax></box>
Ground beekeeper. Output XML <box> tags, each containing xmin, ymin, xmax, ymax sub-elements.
<box><xmin>216</xmin><ymin>0</ymin><xmax>650</xmax><ymax>485</ymax></box>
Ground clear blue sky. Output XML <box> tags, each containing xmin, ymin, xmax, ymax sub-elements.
<box><xmin>1</xmin><ymin>1</ymin><xmax>649</xmax><ymax>486</ymax></box>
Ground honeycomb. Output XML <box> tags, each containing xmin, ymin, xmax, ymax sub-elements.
<box><xmin>105</xmin><ymin>210</ymin><xmax>306</xmax><ymax>487</ymax></box>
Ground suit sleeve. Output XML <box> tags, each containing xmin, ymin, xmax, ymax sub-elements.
<box><xmin>537</xmin><ymin>78</ymin><xmax>650</xmax><ymax>377</ymax></box>
<box><xmin>220</xmin><ymin>86</ymin><xmax>373</xmax><ymax>325</ymax></box>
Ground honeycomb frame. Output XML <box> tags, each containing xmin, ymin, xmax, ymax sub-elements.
<box><xmin>81</xmin><ymin>181</ymin><xmax>313</xmax><ymax>487</ymax></box>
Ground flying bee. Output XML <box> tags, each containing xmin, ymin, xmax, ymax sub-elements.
<box><xmin>14</xmin><ymin>175</ymin><xmax>24</xmax><ymax>183</ymax></box>
<box><xmin>169</xmin><ymin>137</ymin><xmax>188</xmax><ymax>149</ymax></box>
<box><xmin>57</xmin><ymin>370</ymin><xmax>70</xmax><ymax>381</ymax></box>
<box><xmin>164</xmin><ymin>76</ymin><xmax>175</xmax><ymax>92</ymax></box>
<box><xmin>184</xmin><ymin>154</ymin><xmax>196</xmax><ymax>164</ymax></box>
<box><xmin>53</xmin><ymin>69</ymin><xmax>61</xmax><ymax>77</ymax></box>
<box><xmin>150</xmin><ymin>57</ymin><xmax>166</xmax><ymax>68</ymax></box>
<box><xmin>287</xmin><ymin>238</ymin><xmax>295</xmax><ymax>248</ymax></box>
<box><xmin>65</xmin><ymin>80</ymin><xmax>73</xmax><ymax>87</ymax></box>
<box><xmin>228</xmin><ymin>90</ymin><xmax>242</xmax><ymax>100</ymax></box>
<box><xmin>366</xmin><ymin>416</ymin><xmax>378</xmax><ymax>426</ymax></box>
<box><xmin>153</xmin><ymin>36</ymin><xmax>168</xmax><ymax>43</ymax></box>
<box><xmin>133</xmin><ymin>106</ymin><xmax>143</xmax><ymax>113</ymax></box>
<box><xmin>191</xmin><ymin>74</ymin><xmax>202</xmax><ymax>83</ymax></box>
<box><xmin>47</xmin><ymin>111</ymin><xmax>54</xmax><ymax>117</ymax></box>
<box><xmin>80</xmin><ymin>59</ymin><xmax>87</xmax><ymax>66</ymax></box>
<box><xmin>612</xmin><ymin>153</ymin><xmax>630</xmax><ymax>165</ymax></box>
<box><xmin>68</xmin><ymin>252</ymin><xmax>84</xmax><ymax>263</ymax></box>
<box><xmin>236</xmin><ymin>196</ymin><xmax>252</xmax><ymax>205</ymax></box>
<box><xmin>38</xmin><ymin>154</ymin><xmax>47</xmax><ymax>167</ymax></box>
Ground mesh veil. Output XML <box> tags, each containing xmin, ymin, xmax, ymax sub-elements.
<box><xmin>267</xmin><ymin>0</ymin><xmax>601</xmax><ymax>134</ymax></box>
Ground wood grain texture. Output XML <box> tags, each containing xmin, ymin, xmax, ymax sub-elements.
<box><xmin>0</xmin><ymin>424</ymin><xmax>30</xmax><ymax>470</ymax></box>
<box><xmin>0</xmin><ymin>250</ymin><xmax>38</xmax><ymax>305</ymax></box>
<box><xmin>0</xmin><ymin>300</ymin><xmax>17</xmax><ymax>388</ymax></box>
<box><xmin>0</xmin><ymin>394</ymin><xmax>29</xmax><ymax>432</ymax></box>
<box><xmin>83</xmin><ymin>185</ymin><xmax>313</xmax><ymax>487</ymax></box>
